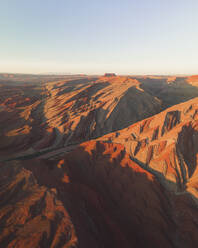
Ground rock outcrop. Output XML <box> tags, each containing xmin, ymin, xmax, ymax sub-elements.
<box><xmin>1</xmin><ymin>75</ymin><xmax>198</xmax><ymax>247</ymax></box>
<box><xmin>98</xmin><ymin>97</ymin><xmax>198</xmax><ymax>198</ymax></box>
<box><xmin>0</xmin><ymin>76</ymin><xmax>162</xmax><ymax>160</ymax></box>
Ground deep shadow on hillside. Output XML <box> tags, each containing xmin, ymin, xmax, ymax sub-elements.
<box><xmin>2</xmin><ymin>75</ymin><xmax>198</xmax><ymax>162</ymax></box>
<box><xmin>1</xmin><ymin>76</ymin><xmax>198</xmax><ymax>247</ymax></box>
<box><xmin>0</xmin><ymin>141</ymin><xmax>196</xmax><ymax>247</ymax></box>
<box><xmin>138</xmin><ymin>77</ymin><xmax>198</xmax><ymax>108</ymax></box>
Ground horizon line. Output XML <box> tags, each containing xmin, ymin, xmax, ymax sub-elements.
<box><xmin>0</xmin><ymin>72</ymin><xmax>197</xmax><ymax>77</ymax></box>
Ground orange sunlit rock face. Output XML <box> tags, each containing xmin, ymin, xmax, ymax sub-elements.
<box><xmin>98</xmin><ymin>97</ymin><xmax>198</xmax><ymax>195</ymax></box>
<box><xmin>1</xmin><ymin>75</ymin><xmax>198</xmax><ymax>247</ymax></box>
<box><xmin>0</xmin><ymin>76</ymin><xmax>162</xmax><ymax>160</ymax></box>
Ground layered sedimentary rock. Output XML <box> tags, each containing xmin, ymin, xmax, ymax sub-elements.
<box><xmin>98</xmin><ymin>97</ymin><xmax>198</xmax><ymax>199</ymax></box>
<box><xmin>138</xmin><ymin>75</ymin><xmax>198</xmax><ymax>107</ymax></box>
<box><xmin>43</xmin><ymin>76</ymin><xmax>161</xmax><ymax>147</ymax></box>
<box><xmin>1</xmin><ymin>75</ymin><xmax>198</xmax><ymax>247</ymax></box>
<box><xmin>0</xmin><ymin>98</ymin><xmax>198</xmax><ymax>247</ymax></box>
<box><xmin>2</xmin><ymin>75</ymin><xmax>198</xmax><ymax>161</ymax></box>
<box><xmin>0</xmin><ymin>76</ymin><xmax>162</xmax><ymax>160</ymax></box>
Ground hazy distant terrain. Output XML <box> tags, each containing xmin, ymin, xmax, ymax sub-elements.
<box><xmin>1</xmin><ymin>74</ymin><xmax>198</xmax><ymax>247</ymax></box>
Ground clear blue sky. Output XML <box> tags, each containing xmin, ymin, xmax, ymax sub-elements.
<box><xmin>0</xmin><ymin>0</ymin><xmax>198</xmax><ymax>74</ymax></box>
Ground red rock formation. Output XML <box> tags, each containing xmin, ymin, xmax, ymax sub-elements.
<box><xmin>1</xmin><ymin>76</ymin><xmax>198</xmax><ymax>247</ymax></box>
<box><xmin>2</xmin><ymin>75</ymin><xmax>198</xmax><ymax>161</ymax></box>
<box><xmin>187</xmin><ymin>75</ymin><xmax>198</xmax><ymax>86</ymax></box>
<box><xmin>104</xmin><ymin>73</ymin><xmax>116</xmax><ymax>77</ymax></box>
<box><xmin>0</xmin><ymin>76</ymin><xmax>162</xmax><ymax>160</ymax></box>
<box><xmin>1</xmin><ymin>135</ymin><xmax>198</xmax><ymax>247</ymax></box>
<box><xmin>98</xmin><ymin>97</ymin><xmax>198</xmax><ymax>198</ymax></box>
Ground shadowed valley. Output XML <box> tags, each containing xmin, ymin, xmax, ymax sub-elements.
<box><xmin>1</xmin><ymin>74</ymin><xmax>198</xmax><ymax>247</ymax></box>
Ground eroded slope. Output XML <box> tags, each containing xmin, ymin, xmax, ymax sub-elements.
<box><xmin>1</xmin><ymin>88</ymin><xmax>198</xmax><ymax>247</ymax></box>
<box><xmin>0</xmin><ymin>76</ymin><xmax>162</xmax><ymax>160</ymax></box>
<box><xmin>98</xmin><ymin>97</ymin><xmax>198</xmax><ymax>200</ymax></box>
<box><xmin>43</xmin><ymin>76</ymin><xmax>161</xmax><ymax>146</ymax></box>
<box><xmin>1</xmin><ymin>139</ymin><xmax>198</xmax><ymax>247</ymax></box>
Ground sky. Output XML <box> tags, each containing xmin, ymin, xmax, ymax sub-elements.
<box><xmin>0</xmin><ymin>0</ymin><xmax>198</xmax><ymax>75</ymax></box>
